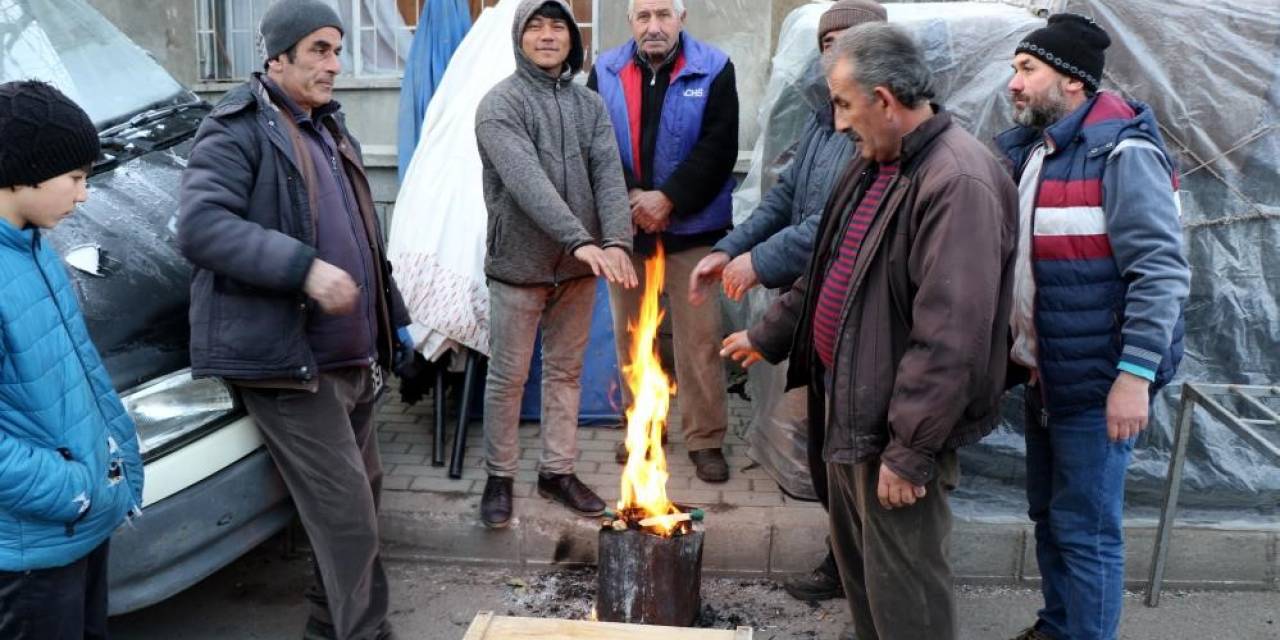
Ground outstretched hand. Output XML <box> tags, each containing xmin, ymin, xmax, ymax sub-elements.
<box><xmin>719</xmin><ymin>331</ymin><xmax>764</xmax><ymax>368</ymax></box>
<box><xmin>722</xmin><ymin>253</ymin><xmax>760</xmax><ymax>302</ymax></box>
<box><xmin>688</xmin><ymin>251</ymin><xmax>730</xmax><ymax>305</ymax></box>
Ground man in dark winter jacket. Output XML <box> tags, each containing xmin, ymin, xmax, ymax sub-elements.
<box><xmin>178</xmin><ymin>1</ymin><xmax>412</xmax><ymax>638</ymax></box>
<box><xmin>688</xmin><ymin>0</ymin><xmax>885</xmax><ymax>605</ymax></box>
<box><xmin>997</xmin><ymin>14</ymin><xmax>1190</xmax><ymax>640</ymax></box>
<box><xmin>474</xmin><ymin>0</ymin><xmax>636</xmax><ymax>530</ymax></box>
<box><xmin>723</xmin><ymin>24</ymin><xmax>1018</xmax><ymax>640</ymax></box>
<box><xmin>589</xmin><ymin>0</ymin><xmax>740</xmax><ymax>483</ymax></box>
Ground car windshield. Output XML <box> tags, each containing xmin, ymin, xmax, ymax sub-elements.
<box><xmin>0</xmin><ymin>0</ymin><xmax>188</xmax><ymax>128</ymax></box>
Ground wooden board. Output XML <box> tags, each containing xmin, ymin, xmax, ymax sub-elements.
<box><xmin>462</xmin><ymin>612</ymin><xmax>752</xmax><ymax>639</ymax></box>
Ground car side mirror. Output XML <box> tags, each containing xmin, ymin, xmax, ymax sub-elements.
<box><xmin>65</xmin><ymin>244</ymin><xmax>121</xmax><ymax>277</ymax></box>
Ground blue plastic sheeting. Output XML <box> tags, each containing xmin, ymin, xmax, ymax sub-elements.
<box><xmin>396</xmin><ymin>0</ymin><xmax>471</xmax><ymax>182</ymax></box>
<box><xmin>520</xmin><ymin>278</ymin><xmax>625</xmax><ymax>426</ymax></box>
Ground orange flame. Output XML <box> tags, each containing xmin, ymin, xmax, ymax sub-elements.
<box><xmin>618</xmin><ymin>244</ymin><xmax>681</xmax><ymax>535</ymax></box>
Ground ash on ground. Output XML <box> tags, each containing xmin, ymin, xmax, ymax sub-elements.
<box><xmin>501</xmin><ymin>567</ymin><xmax>849</xmax><ymax>638</ymax></box>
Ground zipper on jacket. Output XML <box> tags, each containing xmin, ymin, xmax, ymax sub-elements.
<box><xmin>30</xmin><ymin>233</ymin><xmax>135</xmax><ymax>530</ymax></box>
<box><xmin>554</xmin><ymin>79</ymin><xmax>569</xmax><ymax>285</ymax></box>
<box><xmin>1025</xmin><ymin>145</ymin><xmax>1050</xmax><ymax>413</ymax></box>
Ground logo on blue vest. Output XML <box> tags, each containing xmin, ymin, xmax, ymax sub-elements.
<box><xmin>682</xmin><ymin>88</ymin><xmax>705</xmax><ymax>98</ymax></box>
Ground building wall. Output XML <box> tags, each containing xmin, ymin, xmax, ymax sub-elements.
<box><xmin>86</xmin><ymin>0</ymin><xmax>201</xmax><ymax>87</ymax></box>
<box><xmin>86</xmin><ymin>0</ymin><xmax>828</xmax><ymax>207</ymax></box>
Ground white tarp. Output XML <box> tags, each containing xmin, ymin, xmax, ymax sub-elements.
<box><xmin>387</xmin><ymin>0</ymin><xmax>519</xmax><ymax>361</ymax></box>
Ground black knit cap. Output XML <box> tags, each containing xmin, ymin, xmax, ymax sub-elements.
<box><xmin>1016</xmin><ymin>13</ymin><xmax>1111</xmax><ymax>92</ymax></box>
<box><xmin>259</xmin><ymin>0</ymin><xmax>345</xmax><ymax>62</ymax></box>
<box><xmin>0</xmin><ymin>81</ymin><xmax>100</xmax><ymax>188</ymax></box>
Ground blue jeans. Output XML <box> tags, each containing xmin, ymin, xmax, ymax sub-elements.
<box><xmin>1025</xmin><ymin>390</ymin><xmax>1134</xmax><ymax>640</ymax></box>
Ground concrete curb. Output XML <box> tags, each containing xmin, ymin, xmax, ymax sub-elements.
<box><xmin>378</xmin><ymin>489</ymin><xmax>1280</xmax><ymax>592</ymax></box>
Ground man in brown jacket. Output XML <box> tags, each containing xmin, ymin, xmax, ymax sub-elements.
<box><xmin>722</xmin><ymin>23</ymin><xmax>1017</xmax><ymax>640</ymax></box>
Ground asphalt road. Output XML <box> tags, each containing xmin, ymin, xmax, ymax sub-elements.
<box><xmin>111</xmin><ymin>537</ymin><xmax>1279</xmax><ymax>639</ymax></box>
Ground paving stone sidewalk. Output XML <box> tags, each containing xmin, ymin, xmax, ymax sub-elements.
<box><xmin>371</xmin><ymin>385</ymin><xmax>1280</xmax><ymax>590</ymax></box>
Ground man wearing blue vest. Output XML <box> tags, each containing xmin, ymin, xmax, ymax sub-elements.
<box><xmin>588</xmin><ymin>0</ymin><xmax>739</xmax><ymax>483</ymax></box>
<box><xmin>996</xmin><ymin>14</ymin><xmax>1190</xmax><ymax>640</ymax></box>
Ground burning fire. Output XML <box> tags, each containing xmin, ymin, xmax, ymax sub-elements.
<box><xmin>617</xmin><ymin>245</ymin><xmax>682</xmax><ymax>536</ymax></box>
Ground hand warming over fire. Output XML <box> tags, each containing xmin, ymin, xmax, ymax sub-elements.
<box><xmin>721</xmin><ymin>253</ymin><xmax>759</xmax><ymax>302</ymax></box>
<box><xmin>573</xmin><ymin>245</ymin><xmax>639</xmax><ymax>288</ymax></box>
<box><xmin>688</xmin><ymin>251</ymin><xmax>729</xmax><ymax>305</ymax></box>
<box><xmin>877</xmin><ymin>463</ymin><xmax>926</xmax><ymax>510</ymax></box>
<box><xmin>720</xmin><ymin>331</ymin><xmax>764</xmax><ymax>368</ymax></box>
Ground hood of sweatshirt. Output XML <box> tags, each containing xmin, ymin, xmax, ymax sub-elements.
<box><xmin>511</xmin><ymin>0</ymin><xmax>584</xmax><ymax>85</ymax></box>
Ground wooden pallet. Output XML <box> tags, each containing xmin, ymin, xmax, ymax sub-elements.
<box><xmin>462</xmin><ymin>612</ymin><xmax>753</xmax><ymax>639</ymax></box>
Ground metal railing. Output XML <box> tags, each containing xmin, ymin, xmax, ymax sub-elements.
<box><xmin>1145</xmin><ymin>383</ymin><xmax>1280</xmax><ymax>606</ymax></box>
<box><xmin>196</xmin><ymin>0</ymin><xmax>427</xmax><ymax>81</ymax></box>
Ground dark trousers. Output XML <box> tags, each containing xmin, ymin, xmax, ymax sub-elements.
<box><xmin>0</xmin><ymin>540</ymin><xmax>110</xmax><ymax>640</ymax></box>
<box><xmin>238</xmin><ymin>367</ymin><xmax>389</xmax><ymax>640</ymax></box>
<box><xmin>828</xmin><ymin>451</ymin><xmax>959</xmax><ymax>640</ymax></box>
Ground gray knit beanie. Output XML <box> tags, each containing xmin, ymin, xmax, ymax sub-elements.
<box><xmin>259</xmin><ymin>0</ymin><xmax>345</xmax><ymax>62</ymax></box>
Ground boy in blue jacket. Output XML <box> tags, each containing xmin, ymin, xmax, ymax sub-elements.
<box><xmin>0</xmin><ymin>80</ymin><xmax>144</xmax><ymax>639</ymax></box>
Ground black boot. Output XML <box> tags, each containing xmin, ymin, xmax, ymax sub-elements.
<box><xmin>537</xmin><ymin>473</ymin><xmax>606</xmax><ymax>516</ymax></box>
<box><xmin>480</xmin><ymin>476</ymin><xmax>514</xmax><ymax>528</ymax></box>
<box><xmin>783</xmin><ymin>549</ymin><xmax>844</xmax><ymax>601</ymax></box>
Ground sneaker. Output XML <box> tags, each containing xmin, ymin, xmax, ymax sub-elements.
<box><xmin>782</xmin><ymin>553</ymin><xmax>844</xmax><ymax>601</ymax></box>
<box><xmin>1010</xmin><ymin>625</ymin><xmax>1056</xmax><ymax>640</ymax></box>
<box><xmin>537</xmin><ymin>473</ymin><xmax>606</xmax><ymax>516</ymax></box>
<box><xmin>480</xmin><ymin>476</ymin><xmax>514</xmax><ymax>528</ymax></box>
<box><xmin>689</xmin><ymin>448</ymin><xmax>729</xmax><ymax>483</ymax></box>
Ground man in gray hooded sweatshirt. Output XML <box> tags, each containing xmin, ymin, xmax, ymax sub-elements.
<box><xmin>474</xmin><ymin>0</ymin><xmax>636</xmax><ymax>529</ymax></box>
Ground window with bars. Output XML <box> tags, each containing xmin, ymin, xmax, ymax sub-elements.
<box><xmin>473</xmin><ymin>0</ymin><xmax>597</xmax><ymax>69</ymax></box>
<box><xmin>196</xmin><ymin>0</ymin><xmax>428</xmax><ymax>81</ymax></box>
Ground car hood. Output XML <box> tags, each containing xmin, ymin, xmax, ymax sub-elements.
<box><xmin>43</xmin><ymin>137</ymin><xmax>198</xmax><ymax>393</ymax></box>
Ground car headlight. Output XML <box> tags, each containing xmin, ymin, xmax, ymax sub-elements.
<box><xmin>121</xmin><ymin>369</ymin><xmax>240</xmax><ymax>460</ymax></box>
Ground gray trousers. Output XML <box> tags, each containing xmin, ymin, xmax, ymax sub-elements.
<box><xmin>484</xmin><ymin>277</ymin><xmax>595</xmax><ymax>477</ymax></box>
<box><xmin>828</xmin><ymin>450</ymin><xmax>959</xmax><ymax>640</ymax></box>
<box><xmin>238</xmin><ymin>367</ymin><xmax>389</xmax><ymax>640</ymax></box>
<box><xmin>608</xmin><ymin>245</ymin><xmax>728</xmax><ymax>451</ymax></box>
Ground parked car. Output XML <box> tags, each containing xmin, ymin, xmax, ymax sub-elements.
<box><xmin>1</xmin><ymin>0</ymin><xmax>294</xmax><ymax>614</ymax></box>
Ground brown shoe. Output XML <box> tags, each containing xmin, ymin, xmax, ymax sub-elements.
<box><xmin>689</xmin><ymin>448</ymin><xmax>729</xmax><ymax>483</ymax></box>
<box><xmin>613</xmin><ymin>432</ymin><xmax>669</xmax><ymax>464</ymax></box>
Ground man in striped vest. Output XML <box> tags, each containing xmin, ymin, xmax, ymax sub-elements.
<box><xmin>997</xmin><ymin>14</ymin><xmax>1191</xmax><ymax>640</ymax></box>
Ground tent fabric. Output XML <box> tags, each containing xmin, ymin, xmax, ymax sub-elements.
<box><xmin>389</xmin><ymin>0</ymin><xmax>517</xmax><ymax>362</ymax></box>
<box><xmin>734</xmin><ymin>0</ymin><xmax>1280</xmax><ymax>520</ymax></box>
<box><xmin>396</xmin><ymin>0</ymin><xmax>471</xmax><ymax>182</ymax></box>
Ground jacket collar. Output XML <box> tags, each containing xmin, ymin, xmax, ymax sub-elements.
<box><xmin>208</xmin><ymin>73</ymin><xmax>344</xmax><ymax>123</ymax></box>
<box><xmin>0</xmin><ymin>217</ymin><xmax>38</xmax><ymax>252</ymax></box>
<box><xmin>632</xmin><ymin>35</ymin><xmax>683</xmax><ymax>72</ymax></box>
<box><xmin>607</xmin><ymin>32</ymin><xmax>711</xmax><ymax>80</ymax></box>
<box><xmin>259</xmin><ymin>75</ymin><xmax>341</xmax><ymax>127</ymax></box>
<box><xmin>896</xmin><ymin>105</ymin><xmax>952</xmax><ymax>169</ymax></box>
<box><xmin>996</xmin><ymin>91</ymin><xmax>1146</xmax><ymax>156</ymax></box>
